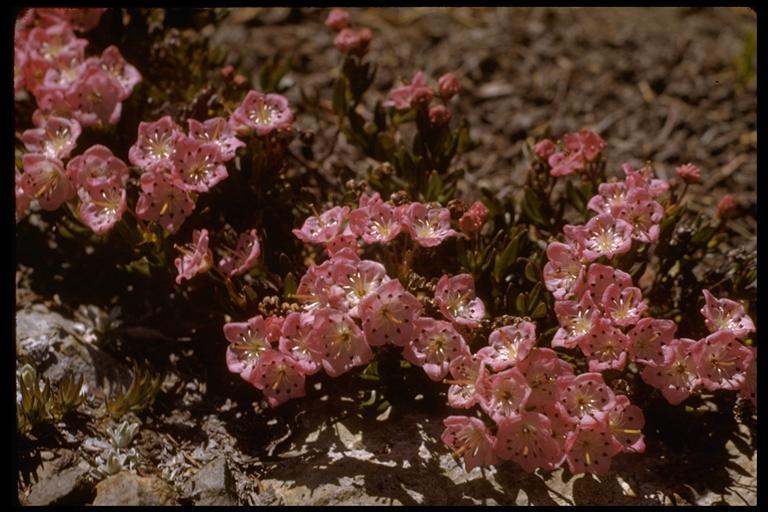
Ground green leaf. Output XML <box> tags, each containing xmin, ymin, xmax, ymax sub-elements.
<box><xmin>515</xmin><ymin>292</ymin><xmax>527</xmax><ymax>314</ymax></box>
<box><xmin>531</xmin><ymin>302</ymin><xmax>548</xmax><ymax>319</ymax></box>
<box><xmin>332</xmin><ymin>75</ymin><xmax>349</xmax><ymax>117</ymax></box>
<box><xmin>425</xmin><ymin>170</ymin><xmax>444</xmax><ymax>202</ymax></box>
<box><xmin>121</xmin><ymin>257</ymin><xmax>151</xmax><ymax>277</ymax></box>
<box><xmin>524</xmin><ymin>260</ymin><xmax>539</xmax><ymax>283</ymax></box>
<box><xmin>522</xmin><ymin>186</ymin><xmax>546</xmax><ymax>227</ymax></box>
<box><xmin>493</xmin><ymin>234</ymin><xmax>521</xmax><ymax>283</ymax></box>
<box><xmin>283</xmin><ymin>272</ymin><xmax>297</xmax><ymax>296</ymax></box>
<box><xmin>527</xmin><ymin>282</ymin><xmax>543</xmax><ymax>313</ymax></box>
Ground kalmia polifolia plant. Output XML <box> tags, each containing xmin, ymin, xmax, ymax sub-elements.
<box><xmin>15</xmin><ymin>8</ymin><xmax>755</xmax><ymax>480</ymax></box>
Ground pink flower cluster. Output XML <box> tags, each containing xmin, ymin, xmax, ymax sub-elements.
<box><xmin>534</xmin><ymin>130</ymin><xmax>607</xmax><ymax>177</ymax></box>
<box><xmin>325</xmin><ymin>8</ymin><xmax>373</xmax><ymax>57</ymax></box>
<box><xmin>15</xmin><ymin>8</ymin><xmax>140</xmax><ymax>127</ymax></box>
<box><xmin>383</xmin><ymin>70</ymin><xmax>460</xmax><ymax>126</ymax></box>
<box><xmin>293</xmin><ymin>193</ymin><xmax>459</xmax><ymax>249</ymax></box>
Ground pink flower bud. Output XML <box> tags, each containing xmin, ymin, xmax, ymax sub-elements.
<box><xmin>675</xmin><ymin>163</ymin><xmax>701</xmax><ymax>184</ymax></box>
<box><xmin>334</xmin><ymin>27</ymin><xmax>372</xmax><ymax>57</ymax></box>
<box><xmin>428</xmin><ymin>104</ymin><xmax>452</xmax><ymax>126</ymax></box>
<box><xmin>533</xmin><ymin>139</ymin><xmax>556</xmax><ymax>160</ymax></box>
<box><xmin>409</xmin><ymin>85</ymin><xmax>434</xmax><ymax>110</ymax></box>
<box><xmin>325</xmin><ymin>8</ymin><xmax>349</xmax><ymax>31</ymax></box>
<box><xmin>437</xmin><ymin>72</ymin><xmax>460</xmax><ymax>100</ymax></box>
<box><xmin>717</xmin><ymin>194</ymin><xmax>737</xmax><ymax>219</ymax></box>
<box><xmin>220</xmin><ymin>65</ymin><xmax>234</xmax><ymax>78</ymax></box>
<box><xmin>459</xmin><ymin>201</ymin><xmax>489</xmax><ymax>235</ymax></box>
<box><xmin>233</xmin><ymin>74</ymin><xmax>248</xmax><ymax>87</ymax></box>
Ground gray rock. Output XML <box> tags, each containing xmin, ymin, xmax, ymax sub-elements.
<box><xmin>191</xmin><ymin>456</ymin><xmax>237</xmax><ymax>505</ymax></box>
<box><xmin>25</xmin><ymin>464</ymin><xmax>90</xmax><ymax>506</ymax></box>
<box><xmin>16</xmin><ymin>305</ymin><xmax>131</xmax><ymax>390</ymax></box>
<box><xmin>92</xmin><ymin>472</ymin><xmax>178</xmax><ymax>506</ymax></box>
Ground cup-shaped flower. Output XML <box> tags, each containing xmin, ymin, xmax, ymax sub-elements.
<box><xmin>403</xmin><ymin>317</ymin><xmax>468</xmax><ymax>381</ymax></box>
<box><xmin>229</xmin><ymin>90</ymin><xmax>293</xmax><ymax>136</ymax></box>
<box><xmin>564</xmin><ymin>213</ymin><xmax>633</xmax><ymax>261</ymax></box>
<box><xmin>494</xmin><ymin>412</ymin><xmax>563</xmax><ymax>473</ymax></box>
<box><xmin>623</xmin><ymin>163</ymin><xmax>669</xmax><ymax>198</ymax></box>
<box><xmin>548</xmin><ymin>151</ymin><xmax>585</xmax><ymax>177</ymax></box>
<box><xmin>135</xmin><ymin>165</ymin><xmax>195</xmax><ymax>234</ymax></box>
<box><xmin>359</xmin><ymin>279</ymin><xmax>421</xmax><ymax>347</ymax></box>
<box><xmin>68</xmin><ymin>67</ymin><xmax>123</xmax><ymax>126</ymax></box>
<box><xmin>249</xmin><ymin>350</ymin><xmax>306</xmax><ymax>408</ymax></box>
<box><xmin>293</xmin><ymin>206</ymin><xmax>349</xmax><ymax>244</ymax></box>
<box><xmin>129</xmin><ymin>116</ymin><xmax>183</xmax><ymax>170</ymax></box>
<box><xmin>640</xmin><ymin>338</ymin><xmax>700</xmax><ymax>405</ymax></box>
<box><xmin>477</xmin><ymin>367</ymin><xmax>531</xmax><ymax>422</ymax></box>
<box><xmin>586</xmin><ymin>181</ymin><xmax>628</xmax><ymax>216</ymax></box>
<box><xmin>578</xmin><ymin>318</ymin><xmax>629</xmax><ymax>372</ymax></box>
<box><xmin>187</xmin><ymin>117</ymin><xmax>245</xmax><ymax>162</ymax></box>
<box><xmin>279</xmin><ymin>312</ymin><xmax>321</xmax><ymax>375</ymax></box>
<box><xmin>564</xmin><ymin>420</ymin><xmax>623</xmax><ymax>475</ymax></box>
<box><xmin>308</xmin><ymin>309</ymin><xmax>372</xmax><ymax>377</ymax></box>
<box><xmin>383</xmin><ymin>71</ymin><xmax>427</xmax><ymax>110</ymax></box>
<box><xmin>563</xmin><ymin>130</ymin><xmax>606</xmax><ymax>162</ymax></box>
<box><xmin>20</xmin><ymin>154</ymin><xmax>75</xmax><ymax>211</ymax></box>
<box><xmin>551</xmin><ymin>295</ymin><xmax>600</xmax><ymax>349</ymax></box>
<box><xmin>601</xmin><ymin>284</ymin><xmax>647</xmax><ymax>327</ymax></box>
<box><xmin>517</xmin><ymin>348</ymin><xmax>574</xmax><ymax>410</ymax></box>
<box><xmin>618</xmin><ymin>189</ymin><xmax>664</xmax><ymax>243</ymax></box>
<box><xmin>171</xmin><ymin>135</ymin><xmax>228</xmax><ymax>193</ymax></box>
<box><xmin>437</xmin><ymin>72</ymin><xmax>460</xmax><ymax>101</ymax></box>
<box><xmin>26</xmin><ymin>22</ymin><xmax>86</xmax><ymax>65</ymax></box>
<box><xmin>331</xmin><ymin>258</ymin><xmax>389</xmax><ymax>316</ymax></box>
<box><xmin>434</xmin><ymin>273</ymin><xmax>485</xmax><ymax>328</ymax></box>
<box><xmin>88</xmin><ymin>45</ymin><xmax>141</xmax><ymax>100</ymax></box>
<box><xmin>441</xmin><ymin>416</ymin><xmax>498</xmax><ymax>472</ymax></box>
<box><xmin>458</xmin><ymin>201</ymin><xmax>489</xmax><ymax>236</ymax></box>
<box><xmin>627</xmin><ymin>317</ymin><xmax>676</xmax><ymax>365</ymax></box>
<box><xmin>607</xmin><ymin>395</ymin><xmax>645</xmax><ymax>453</ymax></box>
<box><xmin>573</xmin><ymin>263</ymin><xmax>633</xmax><ymax>307</ymax></box>
<box><xmin>224</xmin><ymin>315</ymin><xmax>272</xmax><ymax>382</ymax></box>
<box><xmin>349</xmin><ymin>199</ymin><xmax>402</xmax><ymax>244</ymax></box>
<box><xmin>67</xmin><ymin>144</ymin><xmax>129</xmax><ymax>189</ymax></box>
<box><xmin>700</xmin><ymin>289</ymin><xmax>755</xmax><ymax>339</ymax></box>
<box><xmin>558</xmin><ymin>372</ymin><xmax>616</xmax><ymax>424</ymax></box>
<box><xmin>324</xmin><ymin>233</ymin><xmax>359</xmax><ymax>258</ymax></box>
<box><xmin>692</xmin><ymin>331</ymin><xmax>753</xmax><ymax>391</ymax></box>
<box><xmin>447</xmin><ymin>353</ymin><xmax>485</xmax><ymax>409</ymax></box>
<box><xmin>543</xmin><ymin>241</ymin><xmax>585</xmax><ymax>300</ymax></box>
<box><xmin>295</xmin><ymin>260</ymin><xmax>346</xmax><ymax>312</ymax></box>
<box><xmin>78</xmin><ymin>181</ymin><xmax>126</xmax><ymax>235</ymax></box>
<box><xmin>174</xmin><ymin>229</ymin><xmax>213</xmax><ymax>285</ymax></box>
<box><xmin>219</xmin><ymin>229</ymin><xmax>261</xmax><ymax>277</ymax></box>
<box><xmin>401</xmin><ymin>202</ymin><xmax>457</xmax><ymax>247</ymax></box>
<box><xmin>477</xmin><ymin>322</ymin><xmax>536</xmax><ymax>372</ymax></box>
<box><xmin>22</xmin><ymin>115</ymin><xmax>81</xmax><ymax>159</ymax></box>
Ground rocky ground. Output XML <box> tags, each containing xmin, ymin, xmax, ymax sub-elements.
<box><xmin>16</xmin><ymin>7</ymin><xmax>757</xmax><ymax>506</ymax></box>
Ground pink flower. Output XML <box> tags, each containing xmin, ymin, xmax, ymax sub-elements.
<box><xmin>692</xmin><ymin>331</ymin><xmax>753</xmax><ymax>391</ymax></box>
<box><xmin>617</xmin><ymin>189</ymin><xmax>664</xmax><ymax>243</ymax></box>
<box><xmin>740</xmin><ymin>348</ymin><xmax>756</xmax><ymax>407</ymax></box>
<box><xmin>383</xmin><ymin>71</ymin><xmax>428</xmax><ymax>110</ymax></box>
<box><xmin>129</xmin><ymin>116</ymin><xmax>183</xmax><ymax>170</ymax></box>
<box><xmin>601</xmin><ymin>284</ymin><xmax>647</xmax><ymax>326</ymax></box>
<box><xmin>564</xmin><ymin>420</ymin><xmax>623</xmax><ymax>475</ymax></box>
<box><xmin>20</xmin><ymin>154</ymin><xmax>75</xmax><ymax>211</ymax></box>
<box><xmin>573</xmin><ymin>263</ymin><xmax>633</xmax><ymax>307</ymax></box>
<box><xmin>77</xmin><ymin>181</ymin><xmax>126</xmax><ymax>235</ymax></box>
<box><xmin>279</xmin><ymin>312</ymin><xmax>321</xmax><ymax>375</ymax></box>
<box><xmin>325</xmin><ymin>8</ymin><xmax>349</xmax><ymax>31</ymax></box>
<box><xmin>334</xmin><ymin>27</ymin><xmax>373</xmax><ymax>57</ymax></box>
<box><xmin>308</xmin><ymin>308</ymin><xmax>373</xmax><ymax>377</ymax></box>
<box><xmin>171</xmin><ymin>135</ymin><xmax>228</xmax><ymax>192</ymax></box>
<box><xmin>26</xmin><ymin>22</ymin><xmax>87</xmax><ymax>66</ymax></box>
<box><xmin>229</xmin><ymin>90</ymin><xmax>293</xmax><ymax>136</ymax></box>
<box><xmin>716</xmin><ymin>194</ymin><xmax>737</xmax><ymax>219</ymax></box>
<box><xmin>324</xmin><ymin>233</ymin><xmax>359</xmax><ymax>258</ymax></box>
<box><xmin>563</xmin><ymin>130</ymin><xmax>606</xmax><ymax>162</ymax></box>
<box><xmin>68</xmin><ymin>67</ymin><xmax>124</xmax><ymax>126</ymax></box>
<box><xmin>224</xmin><ymin>315</ymin><xmax>272</xmax><ymax>382</ymax></box>
<box><xmin>293</xmin><ymin>206</ymin><xmax>349</xmax><ymax>244</ymax></box>
<box><xmin>409</xmin><ymin>85</ymin><xmax>433</xmax><ymax>110</ymax></box>
<box><xmin>458</xmin><ymin>201</ymin><xmax>489</xmax><ymax>235</ymax></box>
<box><xmin>14</xmin><ymin>47</ymin><xmax>28</xmax><ymax>93</ymax></box>
<box><xmin>296</xmin><ymin>260</ymin><xmax>346</xmax><ymax>312</ymax></box>
<box><xmin>548</xmin><ymin>151</ymin><xmax>584</xmax><ymax>177</ymax></box>
<box><xmin>533</xmin><ymin>139</ymin><xmax>557</xmax><ymax>160</ymax></box>
<box><xmin>558</xmin><ymin>372</ymin><xmax>616</xmax><ymax>424</ymax></box>
<box><xmin>607</xmin><ymin>395</ymin><xmax>645</xmax><ymax>453</ymax></box>
<box><xmin>437</xmin><ymin>72</ymin><xmax>460</xmax><ymax>101</ymax></box>
<box><xmin>67</xmin><ymin>144</ymin><xmax>129</xmax><ymax>189</ymax></box>
<box><xmin>174</xmin><ymin>229</ymin><xmax>213</xmax><ymax>285</ymax></box>
<box><xmin>358</xmin><ymin>279</ymin><xmax>421</xmax><ymax>347</ymax></box>
<box><xmin>36</xmin><ymin>8</ymin><xmax>107</xmax><ymax>32</ymax></box>
<box><xmin>441</xmin><ymin>416</ymin><xmax>498</xmax><ymax>472</ymax></box>
<box><xmin>219</xmin><ymin>229</ymin><xmax>261</xmax><ymax>277</ymax></box>
<box><xmin>249</xmin><ymin>350</ymin><xmax>306</xmax><ymax>407</ymax></box>
<box><xmin>627</xmin><ymin>318</ymin><xmax>676</xmax><ymax>366</ymax></box>
<box><xmin>564</xmin><ymin>213</ymin><xmax>633</xmax><ymax>261</ymax></box>
<box><xmin>551</xmin><ymin>295</ymin><xmax>600</xmax><ymax>349</ymax></box>
<box><xmin>434</xmin><ymin>274</ymin><xmax>485</xmax><ymax>328</ymax></box>
<box><xmin>82</xmin><ymin>45</ymin><xmax>141</xmax><ymax>100</ymax></box>
<box><xmin>349</xmin><ymin>196</ymin><xmax>402</xmax><ymax>244</ymax></box>
<box><xmin>15</xmin><ymin>168</ymin><xmax>32</xmax><ymax>220</ymax></box>
<box><xmin>623</xmin><ymin>163</ymin><xmax>669</xmax><ymax>198</ymax></box>
<box><xmin>135</xmin><ymin>164</ymin><xmax>195</xmax><ymax>234</ymax></box>
<box><xmin>578</xmin><ymin>317</ymin><xmax>629</xmax><ymax>372</ymax></box>
<box><xmin>543</xmin><ymin>241</ymin><xmax>585</xmax><ymax>300</ymax></box>
<box><xmin>700</xmin><ymin>289</ymin><xmax>755</xmax><ymax>339</ymax></box>
<box><xmin>640</xmin><ymin>338</ymin><xmax>700</xmax><ymax>405</ymax></box>
<box><xmin>675</xmin><ymin>163</ymin><xmax>701</xmax><ymax>184</ymax></box>
<box><xmin>403</xmin><ymin>317</ymin><xmax>468</xmax><ymax>381</ymax></box>
<box><xmin>586</xmin><ymin>181</ymin><xmax>628</xmax><ymax>216</ymax></box>
<box><xmin>494</xmin><ymin>412</ymin><xmax>563</xmax><ymax>472</ymax></box>
<box><xmin>517</xmin><ymin>348</ymin><xmax>574</xmax><ymax>410</ymax></box>
<box><xmin>187</xmin><ymin>117</ymin><xmax>245</xmax><ymax>162</ymax></box>
<box><xmin>447</xmin><ymin>353</ymin><xmax>485</xmax><ymax>409</ymax></box>
<box><xmin>428</xmin><ymin>104</ymin><xmax>452</xmax><ymax>126</ymax></box>
<box><xmin>477</xmin><ymin>367</ymin><xmax>531</xmax><ymax>422</ymax></box>
<box><xmin>265</xmin><ymin>316</ymin><xmax>285</xmax><ymax>343</ymax></box>
<box><xmin>33</xmin><ymin>89</ymin><xmax>74</xmax><ymax>119</ymax></box>
<box><xmin>21</xmin><ymin>115</ymin><xmax>81</xmax><ymax>160</ymax></box>
<box><xmin>330</xmin><ymin>258</ymin><xmax>389</xmax><ymax>316</ymax></box>
<box><xmin>476</xmin><ymin>322</ymin><xmax>536</xmax><ymax>372</ymax></box>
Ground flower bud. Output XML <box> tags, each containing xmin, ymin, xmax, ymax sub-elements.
<box><xmin>459</xmin><ymin>201</ymin><xmax>490</xmax><ymax>235</ymax></box>
<box><xmin>533</xmin><ymin>139</ymin><xmax>556</xmax><ymax>160</ymax></box>
<box><xmin>675</xmin><ymin>163</ymin><xmax>701</xmax><ymax>184</ymax></box>
<box><xmin>409</xmin><ymin>85</ymin><xmax>434</xmax><ymax>110</ymax></box>
<box><xmin>428</xmin><ymin>104</ymin><xmax>452</xmax><ymax>126</ymax></box>
<box><xmin>325</xmin><ymin>8</ymin><xmax>349</xmax><ymax>31</ymax></box>
<box><xmin>717</xmin><ymin>194</ymin><xmax>736</xmax><ymax>219</ymax></box>
<box><xmin>220</xmin><ymin>65</ymin><xmax>235</xmax><ymax>78</ymax></box>
<box><xmin>437</xmin><ymin>72</ymin><xmax>460</xmax><ymax>100</ymax></box>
